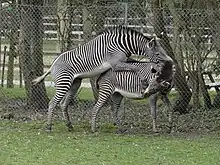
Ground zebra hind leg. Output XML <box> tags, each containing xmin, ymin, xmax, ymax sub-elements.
<box><xmin>60</xmin><ymin>78</ymin><xmax>82</xmax><ymax>132</ymax></box>
<box><xmin>46</xmin><ymin>74</ymin><xmax>73</xmax><ymax>132</ymax></box>
<box><xmin>60</xmin><ymin>95</ymin><xmax>73</xmax><ymax>131</ymax></box>
<box><xmin>46</xmin><ymin>97</ymin><xmax>59</xmax><ymax>132</ymax></box>
<box><xmin>91</xmin><ymin>84</ymin><xmax>114</xmax><ymax>133</ymax></box>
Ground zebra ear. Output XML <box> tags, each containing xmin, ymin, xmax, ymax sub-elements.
<box><xmin>147</xmin><ymin>38</ymin><xmax>155</xmax><ymax>49</ymax></box>
<box><xmin>155</xmin><ymin>32</ymin><xmax>164</xmax><ymax>40</ymax></box>
<box><xmin>155</xmin><ymin>37</ymin><xmax>161</xmax><ymax>41</ymax></box>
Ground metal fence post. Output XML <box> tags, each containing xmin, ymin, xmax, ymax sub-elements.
<box><xmin>1</xmin><ymin>46</ymin><xmax>7</xmax><ymax>87</ymax></box>
<box><xmin>0</xmin><ymin>0</ymin><xmax>2</xmax><ymax>79</ymax></box>
<box><xmin>124</xmin><ymin>2</ymin><xmax>128</xmax><ymax>26</ymax></box>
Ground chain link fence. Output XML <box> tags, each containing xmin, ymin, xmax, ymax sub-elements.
<box><xmin>0</xmin><ymin>2</ymin><xmax>219</xmax><ymax>133</ymax></box>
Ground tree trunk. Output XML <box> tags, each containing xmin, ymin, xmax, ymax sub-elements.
<box><xmin>170</xmin><ymin>8</ymin><xmax>185</xmax><ymax>77</ymax></box>
<box><xmin>30</xmin><ymin>1</ymin><xmax>49</xmax><ymax>109</ymax></box>
<box><xmin>66</xmin><ymin>0</ymin><xmax>74</xmax><ymax>50</ymax></box>
<box><xmin>207</xmin><ymin>1</ymin><xmax>220</xmax><ymax>108</ymax></box>
<box><xmin>82</xmin><ymin>6</ymin><xmax>92</xmax><ymax>43</ymax></box>
<box><xmin>20</xmin><ymin>0</ymin><xmax>49</xmax><ymax>109</ymax></box>
<box><xmin>182</xmin><ymin>8</ymin><xmax>212</xmax><ymax>109</ymax></box>
<box><xmin>151</xmin><ymin>1</ymin><xmax>192</xmax><ymax>114</ymax></box>
<box><xmin>191</xmin><ymin>71</ymin><xmax>200</xmax><ymax>108</ymax></box>
<box><xmin>57</xmin><ymin>0</ymin><xmax>70</xmax><ymax>52</ymax></box>
<box><xmin>0</xmin><ymin>1</ymin><xmax>2</xmax><ymax>72</ymax></box>
<box><xmin>6</xmin><ymin>0</ymin><xmax>17</xmax><ymax>88</ymax></box>
<box><xmin>20</xmin><ymin>2</ymin><xmax>32</xmax><ymax>101</ymax></box>
<box><xmin>199</xmin><ymin>71</ymin><xmax>212</xmax><ymax>108</ymax></box>
<box><xmin>94</xmin><ymin>0</ymin><xmax>106</xmax><ymax>33</ymax></box>
<box><xmin>89</xmin><ymin>0</ymin><xmax>108</xmax><ymax>101</ymax></box>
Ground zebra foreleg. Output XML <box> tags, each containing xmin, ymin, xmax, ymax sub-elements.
<box><xmin>111</xmin><ymin>93</ymin><xmax>127</xmax><ymax>134</ymax></box>
<box><xmin>60</xmin><ymin>78</ymin><xmax>82</xmax><ymax>132</ymax></box>
<box><xmin>149</xmin><ymin>93</ymin><xmax>159</xmax><ymax>133</ymax></box>
<box><xmin>161</xmin><ymin>94</ymin><xmax>174</xmax><ymax>133</ymax></box>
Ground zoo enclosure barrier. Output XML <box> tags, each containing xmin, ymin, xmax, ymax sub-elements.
<box><xmin>0</xmin><ymin>3</ymin><xmax>220</xmax><ymax>122</ymax></box>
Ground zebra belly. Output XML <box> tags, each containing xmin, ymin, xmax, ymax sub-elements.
<box><xmin>114</xmin><ymin>88</ymin><xmax>144</xmax><ymax>99</ymax></box>
<box><xmin>74</xmin><ymin>62</ymin><xmax>112</xmax><ymax>78</ymax></box>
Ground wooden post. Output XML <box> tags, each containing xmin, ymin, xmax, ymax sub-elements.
<box><xmin>207</xmin><ymin>73</ymin><xmax>219</xmax><ymax>92</ymax></box>
<box><xmin>1</xmin><ymin>46</ymin><xmax>7</xmax><ymax>87</ymax></box>
<box><xmin>19</xmin><ymin>56</ymin><xmax>22</xmax><ymax>88</ymax></box>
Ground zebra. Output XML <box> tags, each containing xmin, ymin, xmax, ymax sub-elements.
<box><xmin>32</xmin><ymin>26</ymin><xmax>173</xmax><ymax>131</ymax></box>
<box><xmin>90</xmin><ymin>60</ymin><xmax>175</xmax><ymax>133</ymax></box>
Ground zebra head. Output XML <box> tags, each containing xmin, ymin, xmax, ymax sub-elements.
<box><xmin>126</xmin><ymin>29</ymin><xmax>173</xmax><ymax>63</ymax></box>
<box><xmin>144</xmin><ymin>76</ymin><xmax>172</xmax><ymax>96</ymax></box>
<box><xmin>144</xmin><ymin>61</ymin><xmax>175</xmax><ymax>95</ymax></box>
<box><xmin>144</xmin><ymin>36</ymin><xmax>173</xmax><ymax>63</ymax></box>
<box><xmin>107</xmin><ymin>27</ymin><xmax>172</xmax><ymax>64</ymax></box>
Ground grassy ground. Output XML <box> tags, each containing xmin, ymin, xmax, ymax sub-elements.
<box><xmin>0</xmin><ymin>85</ymin><xmax>218</xmax><ymax>103</ymax></box>
<box><xmin>0</xmin><ymin>86</ymin><xmax>94</xmax><ymax>100</ymax></box>
<box><xmin>0</xmin><ymin>85</ymin><xmax>220</xmax><ymax>165</ymax></box>
<box><xmin>0</xmin><ymin>121</ymin><xmax>219</xmax><ymax>165</ymax></box>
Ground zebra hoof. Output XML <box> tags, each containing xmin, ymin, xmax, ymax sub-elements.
<box><xmin>167</xmin><ymin>127</ymin><xmax>174</xmax><ymax>134</ymax></box>
<box><xmin>116</xmin><ymin>128</ymin><xmax>127</xmax><ymax>134</ymax></box>
<box><xmin>153</xmin><ymin>132</ymin><xmax>160</xmax><ymax>136</ymax></box>
<box><xmin>91</xmin><ymin>123</ymin><xmax>96</xmax><ymax>133</ymax></box>
<box><xmin>91</xmin><ymin>128</ymin><xmax>96</xmax><ymax>133</ymax></box>
<box><xmin>165</xmin><ymin>124</ymin><xmax>173</xmax><ymax>134</ymax></box>
<box><xmin>153</xmin><ymin>129</ymin><xmax>159</xmax><ymax>134</ymax></box>
<box><xmin>92</xmin><ymin>131</ymin><xmax>99</xmax><ymax>136</ymax></box>
<box><xmin>45</xmin><ymin>124</ymin><xmax>52</xmax><ymax>132</ymax></box>
<box><xmin>66</xmin><ymin>123</ymin><xmax>73</xmax><ymax>132</ymax></box>
<box><xmin>68</xmin><ymin>126</ymin><xmax>73</xmax><ymax>132</ymax></box>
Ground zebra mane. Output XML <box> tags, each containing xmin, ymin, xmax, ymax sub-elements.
<box><xmin>126</xmin><ymin>57</ymin><xmax>152</xmax><ymax>64</ymax></box>
<box><xmin>157</xmin><ymin>61</ymin><xmax>174</xmax><ymax>81</ymax></box>
<box><xmin>98</xmin><ymin>26</ymin><xmax>152</xmax><ymax>40</ymax></box>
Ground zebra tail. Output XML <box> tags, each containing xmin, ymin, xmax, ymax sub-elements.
<box><xmin>32</xmin><ymin>68</ymin><xmax>51</xmax><ymax>85</ymax></box>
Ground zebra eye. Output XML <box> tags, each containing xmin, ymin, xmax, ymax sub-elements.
<box><xmin>147</xmin><ymin>38</ymin><xmax>155</xmax><ymax>49</ymax></box>
<box><xmin>155</xmin><ymin>52</ymin><xmax>160</xmax><ymax>56</ymax></box>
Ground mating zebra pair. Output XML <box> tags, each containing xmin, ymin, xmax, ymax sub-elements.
<box><xmin>32</xmin><ymin>26</ymin><xmax>174</xmax><ymax>133</ymax></box>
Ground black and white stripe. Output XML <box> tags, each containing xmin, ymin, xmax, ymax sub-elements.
<box><xmin>91</xmin><ymin>61</ymin><xmax>175</xmax><ymax>133</ymax></box>
<box><xmin>32</xmin><ymin>26</ymin><xmax>173</xmax><ymax>131</ymax></box>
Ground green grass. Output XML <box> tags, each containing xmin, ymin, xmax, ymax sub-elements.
<box><xmin>0</xmin><ymin>86</ymin><xmax>94</xmax><ymax>100</ymax></box>
<box><xmin>0</xmin><ymin>85</ymin><xmax>218</xmax><ymax>104</ymax></box>
<box><xmin>0</xmin><ymin>121</ymin><xmax>219</xmax><ymax>165</ymax></box>
<box><xmin>1</xmin><ymin>39</ymin><xmax>58</xmax><ymax>52</ymax></box>
<box><xmin>0</xmin><ymin>86</ymin><xmax>176</xmax><ymax>104</ymax></box>
<box><xmin>0</xmin><ymin>70</ymin><xmax>54</xmax><ymax>81</ymax></box>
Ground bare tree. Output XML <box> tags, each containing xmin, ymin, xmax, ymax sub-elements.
<box><xmin>168</xmin><ymin>0</ymin><xmax>216</xmax><ymax>109</ymax></box>
<box><xmin>6</xmin><ymin>0</ymin><xmax>18</xmax><ymax>88</ymax></box>
<box><xmin>151</xmin><ymin>0</ymin><xmax>192</xmax><ymax>113</ymax></box>
<box><xmin>57</xmin><ymin>0</ymin><xmax>71</xmax><ymax>52</ymax></box>
<box><xmin>207</xmin><ymin>1</ymin><xmax>220</xmax><ymax>108</ymax></box>
<box><xmin>20</xmin><ymin>0</ymin><xmax>49</xmax><ymax>109</ymax></box>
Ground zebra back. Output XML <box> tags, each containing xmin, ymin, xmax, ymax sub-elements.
<box><xmin>96</xmin><ymin>62</ymin><xmax>159</xmax><ymax>94</ymax></box>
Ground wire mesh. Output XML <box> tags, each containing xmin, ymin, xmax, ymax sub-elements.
<box><xmin>0</xmin><ymin>2</ymin><xmax>219</xmax><ymax>133</ymax></box>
